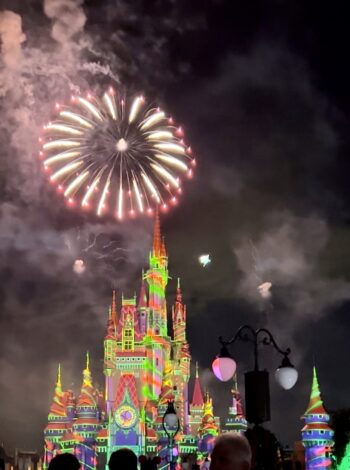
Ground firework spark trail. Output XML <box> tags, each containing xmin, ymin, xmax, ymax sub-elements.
<box><xmin>41</xmin><ymin>88</ymin><xmax>196</xmax><ymax>219</ymax></box>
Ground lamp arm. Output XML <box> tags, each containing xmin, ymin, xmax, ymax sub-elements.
<box><xmin>256</xmin><ymin>328</ymin><xmax>291</xmax><ymax>357</ymax></box>
<box><xmin>218</xmin><ymin>325</ymin><xmax>291</xmax><ymax>371</ymax></box>
<box><xmin>219</xmin><ymin>325</ymin><xmax>257</xmax><ymax>346</ymax></box>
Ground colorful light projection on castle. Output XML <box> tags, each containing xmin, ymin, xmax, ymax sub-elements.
<box><xmin>302</xmin><ymin>367</ymin><xmax>334</xmax><ymax>469</ymax></box>
<box><xmin>43</xmin><ymin>215</ymin><xmax>247</xmax><ymax>470</ymax></box>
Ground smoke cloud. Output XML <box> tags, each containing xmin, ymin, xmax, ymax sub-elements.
<box><xmin>0</xmin><ymin>10</ymin><xmax>26</xmax><ymax>69</ymax></box>
<box><xmin>44</xmin><ymin>0</ymin><xmax>87</xmax><ymax>46</ymax></box>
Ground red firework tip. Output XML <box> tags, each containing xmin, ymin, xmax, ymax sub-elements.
<box><xmin>168</xmin><ymin>117</ymin><xmax>174</xmax><ymax>124</ymax></box>
<box><xmin>109</xmin><ymin>87</ymin><xmax>114</xmax><ymax>94</ymax></box>
<box><xmin>55</xmin><ymin>103</ymin><xmax>60</xmax><ymax>109</ymax></box>
<box><xmin>171</xmin><ymin>197</ymin><xmax>177</xmax><ymax>205</ymax></box>
<box><xmin>94</xmin><ymin>187</ymin><xmax>99</xmax><ymax>192</ymax></box>
<box><xmin>87</xmin><ymin>93</ymin><xmax>92</xmax><ymax>100</ymax></box>
<box><xmin>58</xmin><ymin>185</ymin><xmax>63</xmax><ymax>192</ymax></box>
<box><xmin>161</xmin><ymin>203</ymin><xmax>168</xmax><ymax>211</ymax></box>
<box><xmin>177</xmin><ymin>187</ymin><xmax>182</xmax><ymax>194</ymax></box>
<box><xmin>187</xmin><ymin>169</ymin><xmax>193</xmax><ymax>178</ymax></box>
<box><xmin>176</xmin><ymin>126</ymin><xmax>183</xmax><ymax>136</ymax></box>
<box><xmin>187</xmin><ymin>146</ymin><xmax>192</xmax><ymax>154</ymax></box>
<box><xmin>191</xmin><ymin>158</ymin><xmax>196</xmax><ymax>166</ymax></box>
<box><xmin>129</xmin><ymin>209</ymin><xmax>135</xmax><ymax>217</ymax></box>
<box><xmin>180</xmin><ymin>139</ymin><xmax>185</xmax><ymax>145</ymax></box>
<box><xmin>68</xmin><ymin>198</ymin><xmax>74</xmax><ymax>205</ymax></box>
<box><xmin>82</xmin><ymin>201</ymin><xmax>88</xmax><ymax>207</ymax></box>
<box><xmin>147</xmin><ymin>208</ymin><xmax>153</xmax><ymax>214</ymax></box>
<box><xmin>71</xmin><ymin>96</ymin><xmax>76</xmax><ymax>102</ymax></box>
<box><xmin>39</xmin><ymin>151</ymin><xmax>43</xmax><ymax>157</ymax></box>
<box><xmin>165</xmin><ymin>183</ymin><xmax>170</xmax><ymax>190</ymax></box>
<box><xmin>38</xmin><ymin>137</ymin><xmax>42</xmax><ymax>143</ymax></box>
<box><xmin>140</xmin><ymin>95</ymin><xmax>145</xmax><ymax>102</ymax></box>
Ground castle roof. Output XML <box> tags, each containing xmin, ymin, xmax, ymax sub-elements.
<box><xmin>77</xmin><ymin>352</ymin><xmax>98</xmax><ymax>408</ymax></box>
<box><xmin>48</xmin><ymin>365</ymin><xmax>69</xmax><ymax>419</ymax></box>
<box><xmin>303</xmin><ymin>367</ymin><xmax>328</xmax><ymax>417</ymax></box>
<box><xmin>191</xmin><ymin>363</ymin><xmax>204</xmax><ymax>406</ymax></box>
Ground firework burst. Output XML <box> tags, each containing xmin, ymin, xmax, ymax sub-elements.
<box><xmin>40</xmin><ymin>88</ymin><xmax>195</xmax><ymax>219</ymax></box>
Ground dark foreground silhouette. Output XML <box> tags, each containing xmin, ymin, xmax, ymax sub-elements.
<box><xmin>108</xmin><ymin>449</ymin><xmax>138</xmax><ymax>470</ymax></box>
<box><xmin>48</xmin><ymin>453</ymin><xmax>80</xmax><ymax>470</ymax></box>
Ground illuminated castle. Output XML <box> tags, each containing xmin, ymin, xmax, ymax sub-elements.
<box><xmin>301</xmin><ymin>367</ymin><xmax>334</xmax><ymax>469</ymax></box>
<box><xmin>43</xmin><ymin>216</ymin><xmax>247</xmax><ymax>469</ymax></box>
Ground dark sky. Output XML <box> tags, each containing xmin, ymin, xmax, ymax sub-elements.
<box><xmin>1</xmin><ymin>0</ymin><xmax>350</xmax><ymax>453</ymax></box>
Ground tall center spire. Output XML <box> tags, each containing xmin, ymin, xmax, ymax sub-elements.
<box><xmin>153</xmin><ymin>208</ymin><xmax>162</xmax><ymax>257</ymax></box>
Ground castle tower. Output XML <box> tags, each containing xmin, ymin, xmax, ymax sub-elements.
<box><xmin>224</xmin><ymin>374</ymin><xmax>247</xmax><ymax>434</ymax></box>
<box><xmin>72</xmin><ymin>353</ymin><xmax>101</xmax><ymax>470</ymax></box>
<box><xmin>302</xmin><ymin>367</ymin><xmax>334</xmax><ymax>469</ymax></box>
<box><xmin>104</xmin><ymin>292</ymin><xmax>118</xmax><ymax>414</ymax></box>
<box><xmin>143</xmin><ymin>214</ymin><xmax>171</xmax><ymax>400</ymax></box>
<box><xmin>138</xmin><ymin>272</ymin><xmax>148</xmax><ymax>335</ymax></box>
<box><xmin>44</xmin><ymin>365</ymin><xmax>70</xmax><ymax>468</ymax></box>
<box><xmin>146</xmin><ymin>210</ymin><xmax>169</xmax><ymax>336</ymax></box>
<box><xmin>189</xmin><ymin>363</ymin><xmax>204</xmax><ymax>436</ymax></box>
<box><xmin>198</xmin><ymin>392</ymin><xmax>219</xmax><ymax>455</ymax></box>
<box><xmin>171</xmin><ymin>278</ymin><xmax>191</xmax><ymax>434</ymax></box>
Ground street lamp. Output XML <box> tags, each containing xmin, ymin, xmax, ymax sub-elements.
<box><xmin>212</xmin><ymin>325</ymin><xmax>298</xmax><ymax>424</ymax></box>
<box><xmin>162</xmin><ymin>400</ymin><xmax>180</xmax><ymax>470</ymax></box>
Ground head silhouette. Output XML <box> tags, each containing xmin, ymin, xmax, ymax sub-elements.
<box><xmin>48</xmin><ymin>453</ymin><xmax>80</xmax><ymax>470</ymax></box>
<box><xmin>108</xmin><ymin>449</ymin><xmax>138</xmax><ymax>470</ymax></box>
<box><xmin>210</xmin><ymin>433</ymin><xmax>252</xmax><ymax>470</ymax></box>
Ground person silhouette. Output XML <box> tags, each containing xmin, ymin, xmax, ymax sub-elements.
<box><xmin>108</xmin><ymin>449</ymin><xmax>138</xmax><ymax>470</ymax></box>
<box><xmin>210</xmin><ymin>433</ymin><xmax>252</xmax><ymax>470</ymax></box>
<box><xmin>48</xmin><ymin>453</ymin><xmax>80</xmax><ymax>470</ymax></box>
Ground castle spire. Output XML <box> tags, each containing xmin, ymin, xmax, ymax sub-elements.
<box><xmin>153</xmin><ymin>208</ymin><xmax>162</xmax><ymax>257</ymax></box>
<box><xmin>138</xmin><ymin>270</ymin><xmax>148</xmax><ymax>308</ymax></box>
<box><xmin>304</xmin><ymin>367</ymin><xmax>327</xmax><ymax>416</ymax></box>
<box><xmin>111</xmin><ymin>289</ymin><xmax>117</xmax><ymax>326</ymax></box>
<box><xmin>176</xmin><ymin>277</ymin><xmax>182</xmax><ymax>303</ymax></box>
<box><xmin>83</xmin><ymin>351</ymin><xmax>92</xmax><ymax>388</ymax></box>
<box><xmin>192</xmin><ymin>362</ymin><xmax>204</xmax><ymax>406</ymax></box>
<box><xmin>302</xmin><ymin>366</ymin><xmax>334</xmax><ymax>469</ymax></box>
<box><xmin>56</xmin><ymin>363</ymin><xmax>62</xmax><ymax>390</ymax></box>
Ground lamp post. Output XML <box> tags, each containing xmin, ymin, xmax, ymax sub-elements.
<box><xmin>162</xmin><ymin>400</ymin><xmax>180</xmax><ymax>470</ymax></box>
<box><xmin>212</xmin><ymin>325</ymin><xmax>298</xmax><ymax>424</ymax></box>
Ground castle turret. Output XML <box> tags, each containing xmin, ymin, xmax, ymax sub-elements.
<box><xmin>302</xmin><ymin>367</ymin><xmax>334</xmax><ymax>469</ymax></box>
<box><xmin>104</xmin><ymin>292</ymin><xmax>118</xmax><ymax>414</ymax></box>
<box><xmin>138</xmin><ymin>271</ymin><xmax>148</xmax><ymax>335</ymax></box>
<box><xmin>146</xmin><ymin>210</ymin><xmax>169</xmax><ymax>336</ymax></box>
<box><xmin>189</xmin><ymin>363</ymin><xmax>204</xmax><ymax>436</ymax></box>
<box><xmin>198</xmin><ymin>392</ymin><xmax>219</xmax><ymax>455</ymax></box>
<box><xmin>72</xmin><ymin>353</ymin><xmax>101</xmax><ymax>470</ymax></box>
<box><xmin>224</xmin><ymin>374</ymin><xmax>247</xmax><ymax>434</ymax></box>
<box><xmin>172</xmin><ymin>278</ymin><xmax>186</xmax><ymax>343</ymax></box>
<box><xmin>44</xmin><ymin>365</ymin><xmax>70</xmax><ymax>468</ymax></box>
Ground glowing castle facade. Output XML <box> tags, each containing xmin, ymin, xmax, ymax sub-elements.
<box><xmin>301</xmin><ymin>367</ymin><xmax>334</xmax><ymax>469</ymax></box>
<box><xmin>43</xmin><ymin>216</ymin><xmax>247</xmax><ymax>469</ymax></box>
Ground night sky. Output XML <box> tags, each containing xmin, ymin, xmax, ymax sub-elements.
<box><xmin>1</xmin><ymin>0</ymin><xmax>350</xmax><ymax>453</ymax></box>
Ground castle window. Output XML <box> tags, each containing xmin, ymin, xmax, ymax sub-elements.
<box><xmin>124</xmin><ymin>340</ymin><xmax>133</xmax><ymax>350</ymax></box>
<box><xmin>122</xmin><ymin>328</ymin><xmax>134</xmax><ymax>351</ymax></box>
